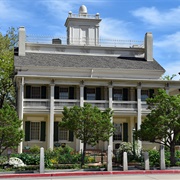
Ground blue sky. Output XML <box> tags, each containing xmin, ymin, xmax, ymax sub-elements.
<box><xmin>1</xmin><ymin>0</ymin><xmax>180</xmax><ymax>80</ymax></box>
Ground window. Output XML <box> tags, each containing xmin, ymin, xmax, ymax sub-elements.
<box><xmin>87</xmin><ymin>88</ymin><xmax>96</xmax><ymax>100</ymax></box>
<box><xmin>25</xmin><ymin>85</ymin><xmax>46</xmax><ymax>99</ymax></box>
<box><xmin>58</xmin><ymin>127</ymin><xmax>68</xmax><ymax>141</ymax></box>
<box><xmin>141</xmin><ymin>90</ymin><xmax>149</xmax><ymax>101</ymax></box>
<box><xmin>113</xmin><ymin>123</ymin><xmax>122</xmax><ymax>140</ymax></box>
<box><xmin>113</xmin><ymin>89</ymin><xmax>123</xmax><ymax>101</ymax></box>
<box><xmin>30</xmin><ymin>122</ymin><xmax>40</xmax><ymax>140</ymax></box>
<box><xmin>59</xmin><ymin>88</ymin><xmax>69</xmax><ymax>99</ymax></box>
<box><xmin>31</xmin><ymin>87</ymin><xmax>41</xmax><ymax>99</ymax></box>
<box><xmin>25</xmin><ymin>121</ymin><xmax>46</xmax><ymax>141</ymax></box>
<box><xmin>113</xmin><ymin>122</ymin><xmax>128</xmax><ymax>142</ymax></box>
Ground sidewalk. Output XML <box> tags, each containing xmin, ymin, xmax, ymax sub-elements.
<box><xmin>1</xmin><ymin>169</ymin><xmax>180</xmax><ymax>179</ymax></box>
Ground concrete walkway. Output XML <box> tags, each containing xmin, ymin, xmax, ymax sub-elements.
<box><xmin>1</xmin><ymin>169</ymin><xmax>180</xmax><ymax>179</ymax></box>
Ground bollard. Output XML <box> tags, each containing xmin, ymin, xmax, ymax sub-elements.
<box><xmin>40</xmin><ymin>147</ymin><xmax>45</xmax><ymax>173</ymax></box>
<box><xmin>123</xmin><ymin>152</ymin><xmax>128</xmax><ymax>171</ymax></box>
<box><xmin>107</xmin><ymin>145</ymin><xmax>112</xmax><ymax>171</ymax></box>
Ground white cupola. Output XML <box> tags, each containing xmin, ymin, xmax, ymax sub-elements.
<box><xmin>65</xmin><ymin>5</ymin><xmax>101</xmax><ymax>46</ymax></box>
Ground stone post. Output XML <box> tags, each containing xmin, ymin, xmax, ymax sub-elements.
<box><xmin>144</xmin><ymin>152</ymin><xmax>149</xmax><ymax>170</ymax></box>
<box><xmin>123</xmin><ymin>152</ymin><xmax>128</xmax><ymax>171</ymax></box>
<box><xmin>40</xmin><ymin>147</ymin><xmax>45</xmax><ymax>173</ymax></box>
<box><xmin>160</xmin><ymin>145</ymin><xmax>166</xmax><ymax>170</ymax></box>
<box><xmin>107</xmin><ymin>145</ymin><xmax>112</xmax><ymax>171</ymax></box>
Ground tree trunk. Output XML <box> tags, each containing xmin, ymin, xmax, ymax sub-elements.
<box><xmin>81</xmin><ymin>142</ymin><xmax>86</xmax><ymax>166</ymax></box>
<box><xmin>170</xmin><ymin>142</ymin><xmax>176</xmax><ymax>165</ymax></box>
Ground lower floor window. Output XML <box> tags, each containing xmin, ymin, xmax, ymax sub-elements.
<box><xmin>113</xmin><ymin>123</ymin><xmax>122</xmax><ymax>140</ymax></box>
<box><xmin>58</xmin><ymin>127</ymin><xmax>68</xmax><ymax>141</ymax></box>
<box><xmin>31</xmin><ymin>122</ymin><xmax>40</xmax><ymax>140</ymax></box>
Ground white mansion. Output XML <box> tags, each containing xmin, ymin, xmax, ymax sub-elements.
<box><xmin>14</xmin><ymin>5</ymin><xmax>180</xmax><ymax>153</ymax></box>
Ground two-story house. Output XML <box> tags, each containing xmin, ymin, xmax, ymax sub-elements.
<box><xmin>14</xmin><ymin>5</ymin><xmax>180</xmax><ymax>153</ymax></box>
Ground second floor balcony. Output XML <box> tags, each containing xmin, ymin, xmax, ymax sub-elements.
<box><xmin>22</xmin><ymin>84</ymin><xmax>153</xmax><ymax>113</ymax></box>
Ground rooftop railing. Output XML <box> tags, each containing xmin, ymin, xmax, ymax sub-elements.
<box><xmin>26</xmin><ymin>35</ymin><xmax>144</xmax><ymax>48</ymax></box>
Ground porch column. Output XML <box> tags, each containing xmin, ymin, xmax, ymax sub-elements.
<box><xmin>18</xmin><ymin>77</ymin><xmax>24</xmax><ymax>153</ymax></box>
<box><xmin>49</xmin><ymin>83</ymin><xmax>55</xmax><ymax>150</ymax></box>
<box><xmin>137</xmin><ymin>83</ymin><xmax>142</xmax><ymax>150</ymax></box>
<box><xmin>78</xmin><ymin>84</ymin><xmax>84</xmax><ymax>152</ymax></box>
<box><xmin>108</xmin><ymin>85</ymin><xmax>113</xmax><ymax>151</ymax></box>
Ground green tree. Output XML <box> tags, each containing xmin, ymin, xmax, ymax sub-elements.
<box><xmin>0</xmin><ymin>104</ymin><xmax>24</xmax><ymax>155</ymax></box>
<box><xmin>0</xmin><ymin>27</ymin><xmax>17</xmax><ymax>108</ymax></box>
<box><xmin>136</xmin><ymin>89</ymin><xmax>180</xmax><ymax>165</ymax></box>
<box><xmin>60</xmin><ymin>103</ymin><xmax>114</xmax><ymax>165</ymax></box>
<box><xmin>162</xmin><ymin>74</ymin><xmax>176</xmax><ymax>80</ymax></box>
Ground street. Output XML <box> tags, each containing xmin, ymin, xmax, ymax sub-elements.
<box><xmin>1</xmin><ymin>174</ymin><xmax>180</xmax><ymax>180</ymax></box>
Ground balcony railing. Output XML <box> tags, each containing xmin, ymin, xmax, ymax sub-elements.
<box><xmin>113</xmin><ymin>101</ymin><xmax>137</xmax><ymax>111</ymax></box>
<box><xmin>84</xmin><ymin>100</ymin><xmax>109</xmax><ymax>109</ymax></box>
<box><xmin>23</xmin><ymin>99</ymin><xmax>149</xmax><ymax>112</ymax></box>
<box><xmin>54</xmin><ymin>99</ymin><xmax>80</xmax><ymax>110</ymax></box>
<box><xmin>23</xmin><ymin>99</ymin><xmax>50</xmax><ymax>109</ymax></box>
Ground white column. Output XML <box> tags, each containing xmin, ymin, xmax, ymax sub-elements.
<box><xmin>108</xmin><ymin>85</ymin><xmax>113</xmax><ymax>150</ymax></box>
<box><xmin>49</xmin><ymin>84</ymin><xmax>54</xmax><ymax>150</ymax></box>
<box><xmin>78</xmin><ymin>84</ymin><xmax>84</xmax><ymax>152</ymax></box>
<box><xmin>137</xmin><ymin>83</ymin><xmax>142</xmax><ymax>150</ymax></box>
<box><xmin>18</xmin><ymin>77</ymin><xmax>24</xmax><ymax>153</ymax></box>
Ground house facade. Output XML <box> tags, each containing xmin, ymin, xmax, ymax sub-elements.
<box><xmin>14</xmin><ymin>5</ymin><xmax>180</xmax><ymax>153</ymax></box>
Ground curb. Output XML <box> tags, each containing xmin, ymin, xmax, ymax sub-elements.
<box><xmin>1</xmin><ymin>170</ymin><xmax>180</xmax><ymax>178</ymax></box>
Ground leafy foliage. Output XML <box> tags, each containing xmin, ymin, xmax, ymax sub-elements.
<box><xmin>0</xmin><ymin>104</ymin><xmax>24</xmax><ymax>155</ymax></box>
<box><xmin>60</xmin><ymin>103</ymin><xmax>114</xmax><ymax>165</ymax></box>
<box><xmin>136</xmin><ymin>89</ymin><xmax>180</xmax><ymax>165</ymax></box>
<box><xmin>0</xmin><ymin>27</ymin><xmax>17</xmax><ymax>108</ymax></box>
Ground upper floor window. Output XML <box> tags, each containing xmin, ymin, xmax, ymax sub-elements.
<box><xmin>59</xmin><ymin>88</ymin><xmax>69</xmax><ymax>99</ymax></box>
<box><xmin>55</xmin><ymin>86</ymin><xmax>74</xmax><ymax>99</ymax></box>
<box><xmin>113</xmin><ymin>88</ymin><xmax>128</xmax><ymax>101</ymax></box>
<box><xmin>87</xmin><ymin>88</ymin><xmax>96</xmax><ymax>100</ymax></box>
<box><xmin>141</xmin><ymin>90</ymin><xmax>149</xmax><ymax>101</ymax></box>
<box><xmin>141</xmin><ymin>89</ymin><xmax>154</xmax><ymax>101</ymax></box>
<box><xmin>113</xmin><ymin>89</ymin><xmax>123</xmax><ymax>101</ymax></box>
<box><xmin>84</xmin><ymin>87</ymin><xmax>101</xmax><ymax>100</ymax></box>
<box><xmin>25</xmin><ymin>85</ymin><xmax>46</xmax><ymax>99</ymax></box>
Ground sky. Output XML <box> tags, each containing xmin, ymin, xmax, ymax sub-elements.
<box><xmin>0</xmin><ymin>0</ymin><xmax>180</xmax><ymax>80</ymax></box>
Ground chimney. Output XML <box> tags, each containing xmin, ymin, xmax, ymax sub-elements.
<box><xmin>144</xmin><ymin>32</ymin><xmax>153</xmax><ymax>61</ymax></box>
<box><xmin>52</xmin><ymin>38</ymin><xmax>62</xmax><ymax>44</ymax></box>
<box><xmin>18</xmin><ymin>27</ymin><xmax>26</xmax><ymax>56</ymax></box>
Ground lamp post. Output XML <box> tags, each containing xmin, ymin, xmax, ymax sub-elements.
<box><xmin>132</xmin><ymin>128</ymin><xmax>136</xmax><ymax>158</ymax></box>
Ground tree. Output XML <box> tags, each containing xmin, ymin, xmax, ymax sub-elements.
<box><xmin>136</xmin><ymin>89</ymin><xmax>180</xmax><ymax>165</ymax></box>
<box><xmin>162</xmin><ymin>74</ymin><xmax>176</xmax><ymax>80</ymax></box>
<box><xmin>0</xmin><ymin>104</ymin><xmax>24</xmax><ymax>155</ymax></box>
<box><xmin>60</xmin><ymin>103</ymin><xmax>114</xmax><ymax>165</ymax></box>
<box><xmin>0</xmin><ymin>27</ymin><xmax>17</xmax><ymax>108</ymax></box>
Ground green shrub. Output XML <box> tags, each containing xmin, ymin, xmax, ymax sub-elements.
<box><xmin>148</xmin><ymin>149</ymin><xmax>160</xmax><ymax>167</ymax></box>
<box><xmin>0</xmin><ymin>156</ymin><xmax>8</xmax><ymax>165</ymax></box>
<box><xmin>29</xmin><ymin>145</ymin><xmax>40</xmax><ymax>154</ymax></box>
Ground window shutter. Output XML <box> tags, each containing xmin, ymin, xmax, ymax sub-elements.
<box><xmin>69</xmin><ymin>87</ymin><xmax>74</xmax><ymax>99</ymax></box>
<box><xmin>26</xmin><ymin>85</ymin><xmax>31</xmax><ymax>98</ymax></box>
<box><xmin>135</xmin><ymin>89</ymin><xmax>137</xmax><ymax>101</ymax></box>
<box><xmin>25</xmin><ymin>121</ymin><xmax>30</xmax><ymax>141</ymax></box>
<box><xmin>123</xmin><ymin>123</ymin><xmax>128</xmax><ymax>142</ymax></box>
<box><xmin>41</xmin><ymin>86</ymin><xmax>46</xmax><ymax>99</ymax></box>
<box><xmin>149</xmin><ymin>89</ymin><xmax>154</xmax><ymax>98</ymax></box>
<box><xmin>54</xmin><ymin>122</ymin><xmax>59</xmax><ymax>141</ymax></box>
<box><xmin>54</xmin><ymin>86</ymin><xmax>59</xmax><ymax>99</ymax></box>
<box><xmin>96</xmin><ymin>87</ymin><xmax>101</xmax><ymax>100</ymax></box>
<box><xmin>84</xmin><ymin>87</ymin><xmax>87</xmax><ymax>100</ymax></box>
<box><xmin>40</xmin><ymin>121</ymin><xmax>46</xmax><ymax>141</ymax></box>
<box><xmin>123</xmin><ymin>88</ymin><xmax>128</xmax><ymax>101</ymax></box>
<box><xmin>69</xmin><ymin>131</ymin><xmax>74</xmax><ymax>141</ymax></box>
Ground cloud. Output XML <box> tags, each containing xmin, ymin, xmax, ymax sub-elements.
<box><xmin>132</xmin><ymin>6</ymin><xmax>180</xmax><ymax>27</ymax></box>
<box><xmin>154</xmin><ymin>32</ymin><xmax>180</xmax><ymax>52</ymax></box>
<box><xmin>163</xmin><ymin>61</ymin><xmax>180</xmax><ymax>80</ymax></box>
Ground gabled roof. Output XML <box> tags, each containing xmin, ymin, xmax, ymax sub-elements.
<box><xmin>14</xmin><ymin>52</ymin><xmax>165</xmax><ymax>71</ymax></box>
